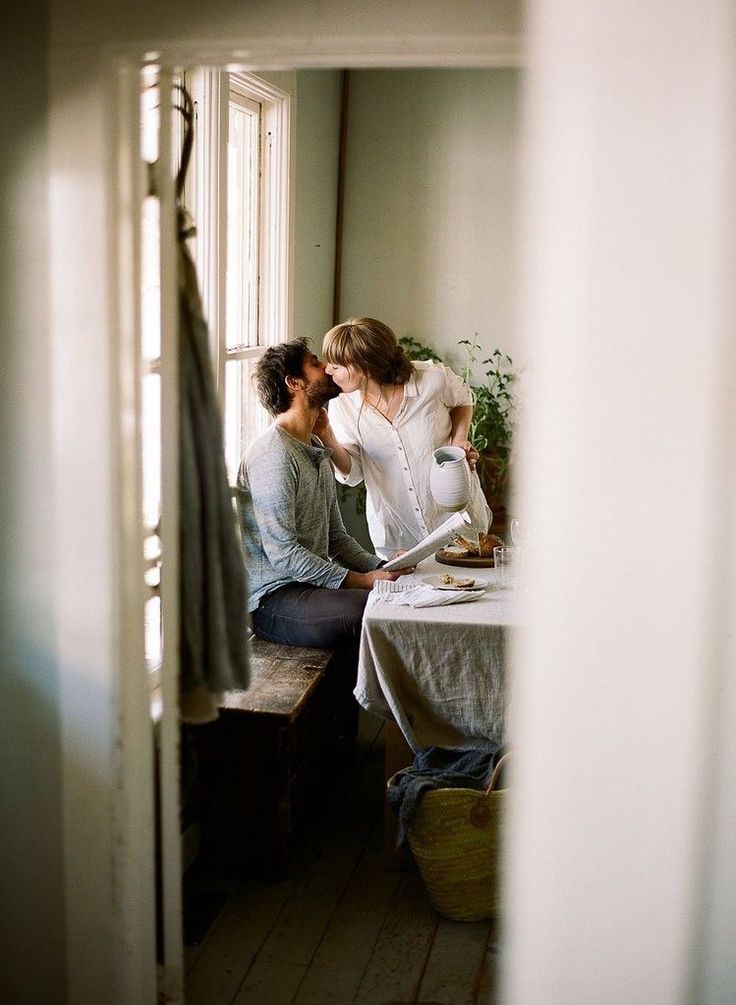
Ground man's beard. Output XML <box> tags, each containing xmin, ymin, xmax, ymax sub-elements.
<box><xmin>307</xmin><ymin>374</ymin><xmax>341</xmax><ymax>408</ymax></box>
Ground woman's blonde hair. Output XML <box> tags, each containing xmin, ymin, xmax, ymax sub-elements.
<box><xmin>322</xmin><ymin>317</ymin><xmax>414</xmax><ymax>386</ymax></box>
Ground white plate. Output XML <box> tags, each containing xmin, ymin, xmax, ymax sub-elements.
<box><xmin>421</xmin><ymin>574</ymin><xmax>488</xmax><ymax>592</ymax></box>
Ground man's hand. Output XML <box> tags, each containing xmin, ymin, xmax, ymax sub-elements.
<box><xmin>341</xmin><ymin>566</ymin><xmax>415</xmax><ymax>589</ymax></box>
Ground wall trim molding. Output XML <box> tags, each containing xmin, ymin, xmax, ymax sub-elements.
<box><xmin>106</xmin><ymin>32</ymin><xmax>525</xmax><ymax>70</ymax></box>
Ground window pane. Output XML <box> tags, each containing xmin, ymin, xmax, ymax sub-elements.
<box><xmin>226</xmin><ymin>101</ymin><xmax>260</xmax><ymax>351</ymax></box>
<box><xmin>141</xmin><ymin>196</ymin><xmax>161</xmax><ymax>362</ymax></box>
<box><xmin>144</xmin><ymin>595</ymin><xmax>162</xmax><ymax>668</ymax></box>
<box><xmin>141</xmin><ymin>372</ymin><xmax>161</xmax><ymax>529</ymax></box>
<box><xmin>224</xmin><ymin>356</ymin><xmax>270</xmax><ymax>484</ymax></box>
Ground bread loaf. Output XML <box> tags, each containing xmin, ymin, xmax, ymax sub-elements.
<box><xmin>455</xmin><ymin>532</ymin><xmax>504</xmax><ymax>557</ymax></box>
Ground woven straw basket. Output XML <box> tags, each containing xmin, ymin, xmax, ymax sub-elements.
<box><xmin>391</xmin><ymin>751</ymin><xmax>510</xmax><ymax>922</ymax></box>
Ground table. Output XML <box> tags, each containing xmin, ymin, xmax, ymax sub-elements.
<box><xmin>356</xmin><ymin>556</ymin><xmax>521</xmax><ymax>753</ymax></box>
<box><xmin>357</xmin><ymin>555</ymin><xmax>521</xmax><ymax>866</ymax></box>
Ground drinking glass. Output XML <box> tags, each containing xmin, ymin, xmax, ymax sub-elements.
<box><xmin>493</xmin><ymin>545</ymin><xmax>520</xmax><ymax>589</ymax></box>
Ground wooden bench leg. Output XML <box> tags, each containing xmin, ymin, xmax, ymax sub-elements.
<box><xmin>383</xmin><ymin>720</ymin><xmax>414</xmax><ymax>870</ymax></box>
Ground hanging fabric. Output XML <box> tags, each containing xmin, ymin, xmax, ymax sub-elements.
<box><xmin>172</xmin><ymin>83</ymin><xmax>250</xmax><ymax>722</ymax></box>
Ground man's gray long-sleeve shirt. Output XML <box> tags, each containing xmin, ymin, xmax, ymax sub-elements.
<box><xmin>236</xmin><ymin>424</ymin><xmax>384</xmax><ymax>612</ymax></box>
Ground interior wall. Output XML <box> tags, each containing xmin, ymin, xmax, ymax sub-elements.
<box><xmin>0</xmin><ymin>4</ymin><xmax>68</xmax><ymax>1003</ymax></box>
<box><xmin>292</xmin><ymin>70</ymin><xmax>341</xmax><ymax>342</ymax></box>
<box><xmin>503</xmin><ymin>1</ymin><xmax>736</xmax><ymax>1002</ymax></box>
<box><xmin>49</xmin><ymin>1</ymin><xmax>523</xmax><ymax>50</ymax></box>
<box><xmin>339</xmin><ymin>68</ymin><xmax>522</xmax><ymax>378</ymax></box>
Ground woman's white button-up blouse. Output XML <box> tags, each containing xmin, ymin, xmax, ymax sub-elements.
<box><xmin>326</xmin><ymin>360</ymin><xmax>491</xmax><ymax>559</ymax></box>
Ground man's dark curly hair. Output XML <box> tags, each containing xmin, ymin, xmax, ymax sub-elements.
<box><xmin>253</xmin><ymin>336</ymin><xmax>312</xmax><ymax>416</ymax></box>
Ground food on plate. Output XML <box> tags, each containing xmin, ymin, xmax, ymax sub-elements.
<box><xmin>439</xmin><ymin>573</ymin><xmax>475</xmax><ymax>588</ymax></box>
<box><xmin>454</xmin><ymin>532</ymin><xmax>504</xmax><ymax>557</ymax></box>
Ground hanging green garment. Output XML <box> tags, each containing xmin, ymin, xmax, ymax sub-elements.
<box><xmin>177</xmin><ymin>206</ymin><xmax>250</xmax><ymax>722</ymax></box>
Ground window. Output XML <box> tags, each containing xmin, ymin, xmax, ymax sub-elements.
<box><xmin>189</xmin><ymin>71</ymin><xmax>292</xmax><ymax>482</ymax></box>
<box><xmin>139</xmin><ymin>67</ymin><xmax>166</xmax><ymax>679</ymax></box>
<box><xmin>137</xmin><ymin>69</ymin><xmax>292</xmax><ymax>684</ymax></box>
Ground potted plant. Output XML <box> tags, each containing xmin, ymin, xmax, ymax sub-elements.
<box><xmin>397</xmin><ymin>335</ymin><xmax>443</xmax><ymax>363</ymax></box>
<box><xmin>458</xmin><ymin>338</ymin><xmax>517</xmax><ymax>519</ymax></box>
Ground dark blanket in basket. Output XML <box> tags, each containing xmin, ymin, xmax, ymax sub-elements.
<box><xmin>388</xmin><ymin>745</ymin><xmax>504</xmax><ymax>847</ymax></box>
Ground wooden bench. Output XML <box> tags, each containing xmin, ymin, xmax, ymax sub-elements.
<box><xmin>188</xmin><ymin>636</ymin><xmax>355</xmax><ymax>879</ymax></box>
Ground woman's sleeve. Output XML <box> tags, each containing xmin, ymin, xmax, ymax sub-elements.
<box><xmin>439</xmin><ymin>362</ymin><xmax>474</xmax><ymax>408</ymax></box>
<box><xmin>327</xmin><ymin>399</ymin><xmax>365</xmax><ymax>486</ymax></box>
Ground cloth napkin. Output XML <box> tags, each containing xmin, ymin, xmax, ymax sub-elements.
<box><xmin>377</xmin><ymin>584</ymin><xmax>483</xmax><ymax>608</ymax></box>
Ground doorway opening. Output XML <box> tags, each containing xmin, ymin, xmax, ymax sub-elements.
<box><xmin>117</xmin><ymin>47</ymin><xmax>523</xmax><ymax>1002</ymax></box>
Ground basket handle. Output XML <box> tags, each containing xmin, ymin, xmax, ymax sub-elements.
<box><xmin>469</xmin><ymin>751</ymin><xmax>511</xmax><ymax>829</ymax></box>
<box><xmin>484</xmin><ymin>750</ymin><xmax>511</xmax><ymax>797</ymax></box>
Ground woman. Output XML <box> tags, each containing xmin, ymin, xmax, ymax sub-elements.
<box><xmin>316</xmin><ymin>317</ymin><xmax>491</xmax><ymax>560</ymax></box>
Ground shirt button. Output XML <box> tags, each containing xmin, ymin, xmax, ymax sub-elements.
<box><xmin>408</xmin><ymin>487</ymin><xmax>413</xmax><ymax>492</ymax></box>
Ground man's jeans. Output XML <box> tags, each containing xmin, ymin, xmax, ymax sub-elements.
<box><xmin>251</xmin><ymin>582</ymin><xmax>370</xmax><ymax>649</ymax></box>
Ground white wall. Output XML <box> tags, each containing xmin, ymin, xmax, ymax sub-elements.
<box><xmin>292</xmin><ymin>70</ymin><xmax>341</xmax><ymax>341</ymax></box>
<box><xmin>1</xmin><ymin>4</ymin><xmax>68</xmax><ymax>1003</ymax></box>
<box><xmin>49</xmin><ymin>1</ymin><xmax>523</xmax><ymax>50</ymax></box>
<box><xmin>503</xmin><ymin>2</ymin><xmax>736</xmax><ymax>1003</ymax></box>
<box><xmin>340</xmin><ymin>68</ymin><xmax>522</xmax><ymax>378</ymax></box>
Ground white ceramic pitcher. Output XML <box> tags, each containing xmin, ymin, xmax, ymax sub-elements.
<box><xmin>429</xmin><ymin>446</ymin><xmax>471</xmax><ymax>511</ymax></box>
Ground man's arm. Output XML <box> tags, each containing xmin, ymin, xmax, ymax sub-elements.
<box><xmin>247</xmin><ymin>444</ymin><xmax>349</xmax><ymax>588</ymax></box>
<box><xmin>245</xmin><ymin>436</ymin><xmax>408</xmax><ymax>590</ymax></box>
<box><xmin>325</xmin><ymin>476</ymin><xmax>413</xmax><ymax>588</ymax></box>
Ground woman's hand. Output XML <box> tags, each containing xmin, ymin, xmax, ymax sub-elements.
<box><xmin>452</xmin><ymin>438</ymin><xmax>479</xmax><ymax>471</ymax></box>
<box><xmin>312</xmin><ymin>407</ymin><xmax>333</xmax><ymax>444</ymax></box>
<box><xmin>313</xmin><ymin>407</ymin><xmax>354</xmax><ymax>478</ymax></box>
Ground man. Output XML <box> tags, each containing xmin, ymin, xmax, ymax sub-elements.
<box><xmin>236</xmin><ymin>337</ymin><xmax>411</xmax><ymax>656</ymax></box>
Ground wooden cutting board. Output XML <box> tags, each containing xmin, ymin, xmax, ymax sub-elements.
<box><xmin>435</xmin><ymin>549</ymin><xmax>495</xmax><ymax>568</ymax></box>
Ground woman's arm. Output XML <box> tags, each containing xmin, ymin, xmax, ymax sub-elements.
<box><xmin>312</xmin><ymin>407</ymin><xmax>353</xmax><ymax>477</ymax></box>
<box><xmin>448</xmin><ymin>403</ymin><xmax>473</xmax><ymax>444</ymax></box>
<box><xmin>448</xmin><ymin>404</ymin><xmax>479</xmax><ymax>470</ymax></box>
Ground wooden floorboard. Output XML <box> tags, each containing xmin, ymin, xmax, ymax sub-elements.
<box><xmin>185</xmin><ymin>710</ymin><xmax>501</xmax><ymax>1004</ymax></box>
<box><xmin>240</xmin><ymin>720</ymin><xmax>387</xmax><ymax>975</ymax></box>
<box><xmin>231</xmin><ymin>960</ymin><xmax>309</xmax><ymax>1005</ymax></box>
<box><xmin>352</xmin><ymin>869</ymin><xmax>439</xmax><ymax>1004</ymax></box>
<box><xmin>292</xmin><ymin>825</ymin><xmax>403</xmax><ymax>1004</ymax></box>
<box><xmin>418</xmin><ymin>918</ymin><xmax>492</xmax><ymax>1005</ymax></box>
<box><xmin>474</xmin><ymin>919</ymin><xmax>503</xmax><ymax>1005</ymax></box>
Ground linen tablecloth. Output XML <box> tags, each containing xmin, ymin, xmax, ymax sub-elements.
<box><xmin>356</xmin><ymin>558</ymin><xmax>521</xmax><ymax>751</ymax></box>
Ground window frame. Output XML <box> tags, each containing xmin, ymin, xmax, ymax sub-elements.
<box><xmin>187</xmin><ymin>71</ymin><xmax>293</xmax><ymax>462</ymax></box>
